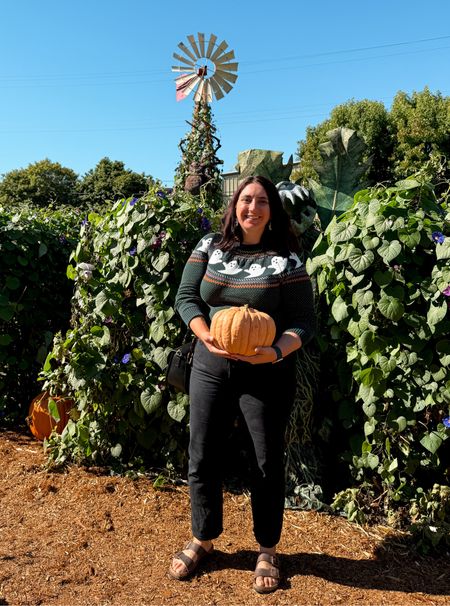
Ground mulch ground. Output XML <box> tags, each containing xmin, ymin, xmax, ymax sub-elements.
<box><xmin>0</xmin><ymin>430</ymin><xmax>449</xmax><ymax>606</ymax></box>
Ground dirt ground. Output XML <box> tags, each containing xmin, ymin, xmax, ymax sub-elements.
<box><xmin>1</xmin><ymin>430</ymin><xmax>449</xmax><ymax>606</ymax></box>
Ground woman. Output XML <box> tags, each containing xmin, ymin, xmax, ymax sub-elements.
<box><xmin>169</xmin><ymin>175</ymin><xmax>316</xmax><ymax>593</ymax></box>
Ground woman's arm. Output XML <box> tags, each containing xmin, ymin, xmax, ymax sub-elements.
<box><xmin>232</xmin><ymin>331</ymin><xmax>302</xmax><ymax>364</ymax></box>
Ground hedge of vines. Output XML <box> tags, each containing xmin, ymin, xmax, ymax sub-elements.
<box><xmin>0</xmin><ymin>204</ymin><xmax>80</xmax><ymax>424</ymax></box>
<box><xmin>40</xmin><ymin>188</ymin><xmax>217</xmax><ymax>470</ymax></box>
<box><xmin>307</xmin><ymin>177</ymin><xmax>450</xmax><ymax>550</ymax></box>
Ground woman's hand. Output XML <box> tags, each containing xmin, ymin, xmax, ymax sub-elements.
<box><xmin>232</xmin><ymin>346</ymin><xmax>277</xmax><ymax>365</ymax></box>
<box><xmin>189</xmin><ymin>317</ymin><xmax>237</xmax><ymax>359</ymax></box>
<box><xmin>201</xmin><ymin>334</ymin><xmax>238</xmax><ymax>359</ymax></box>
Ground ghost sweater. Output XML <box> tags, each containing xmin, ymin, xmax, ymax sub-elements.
<box><xmin>175</xmin><ymin>233</ymin><xmax>316</xmax><ymax>345</ymax></box>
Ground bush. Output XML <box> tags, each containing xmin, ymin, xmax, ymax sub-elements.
<box><xmin>40</xmin><ymin>188</ymin><xmax>218</xmax><ymax>469</ymax></box>
<box><xmin>307</xmin><ymin>175</ymin><xmax>450</xmax><ymax>546</ymax></box>
<box><xmin>0</xmin><ymin>203</ymin><xmax>81</xmax><ymax>424</ymax></box>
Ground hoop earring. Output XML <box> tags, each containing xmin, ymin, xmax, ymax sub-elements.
<box><xmin>268</xmin><ymin>221</ymin><xmax>272</xmax><ymax>231</ymax></box>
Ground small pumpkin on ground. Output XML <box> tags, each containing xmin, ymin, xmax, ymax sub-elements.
<box><xmin>210</xmin><ymin>304</ymin><xmax>276</xmax><ymax>356</ymax></box>
<box><xmin>27</xmin><ymin>391</ymin><xmax>73</xmax><ymax>441</ymax></box>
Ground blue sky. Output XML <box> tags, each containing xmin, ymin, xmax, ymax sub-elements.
<box><xmin>1</xmin><ymin>0</ymin><xmax>450</xmax><ymax>186</ymax></box>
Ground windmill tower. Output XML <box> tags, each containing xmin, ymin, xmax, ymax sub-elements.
<box><xmin>172</xmin><ymin>33</ymin><xmax>238</xmax><ymax>208</ymax></box>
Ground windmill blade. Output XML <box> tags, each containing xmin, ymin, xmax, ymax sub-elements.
<box><xmin>204</xmin><ymin>80</ymin><xmax>213</xmax><ymax>102</ymax></box>
<box><xmin>198</xmin><ymin>32</ymin><xmax>205</xmax><ymax>57</ymax></box>
<box><xmin>215</xmin><ymin>68</ymin><xmax>238</xmax><ymax>84</ymax></box>
<box><xmin>182</xmin><ymin>75</ymin><xmax>201</xmax><ymax>97</ymax></box>
<box><xmin>194</xmin><ymin>79</ymin><xmax>204</xmax><ymax>103</ymax></box>
<box><xmin>187</xmin><ymin>34</ymin><xmax>201</xmax><ymax>58</ymax></box>
<box><xmin>212</xmin><ymin>73</ymin><xmax>233</xmax><ymax>94</ymax></box>
<box><xmin>210</xmin><ymin>40</ymin><xmax>228</xmax><ymax>62</ymax></box>
<box><xmin>214</xmin><ymin>49</ymin><xmax>235</xmax><ymax>64</ymax></box>
<box><xmin>178</xmin><ymin>41</ymin><xmax>197</xmax><ymax>63</ymax></box>
<box><xmin>172</xmin><ymin>65</ymin><xmax>196</xmax><ymax>73</ymax></box>
<box><xmin>173</xmin><ymin>52</ymin><xmax>196</xmax><ymax>67</ymax></box>
<box><xmin>175</xmin><ymin>72</ymin><xmax>200</xmax><ymax>101</ymax></box>
<box><xmin>175</xmin><ymin>73</ymin><xmax>198</xmax><ymax>88</ymax></box>
<box><xmin>209</xmin><ymin>77</ymin><xmax>225</xmax><ymax>100</ymax></box>
<box><xmin>194</xmin><ymin>79</ymin><xmax>212</xmax><ymax>103</ymax></box>
<box><xmin>205</xmin><ymin>34</ymin><xmax>217</xmax><ymax>58</ymax></box>
<box><xmin>215</xmin><ymin>61</ymin><xmax>238</xmax><ymax>74</ymax></box>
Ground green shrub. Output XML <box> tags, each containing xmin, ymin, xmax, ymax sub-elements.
<box><xmin>0</xmin><ymin>203</ymin><xmax>81</xmax><ymax>424</ymax></box>
<box><xmin>307</xmin><ymin>176</ymin><xmax>450</xmax><ymax>546</ymax></box>
<box><xmin>40</xmin><ymin>188</ymin><xmax>218</xmax><ymax>469</ymax></box>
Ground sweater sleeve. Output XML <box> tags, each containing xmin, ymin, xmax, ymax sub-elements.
<box><xmin>174</xmin><ymin>234</ymin><xmax>213</xmax><ymax>328</ymax></box>
<box><xmin>280</xmin><ymin>260</ymin><xmax>316</xmax><ymax>345</ymax></box>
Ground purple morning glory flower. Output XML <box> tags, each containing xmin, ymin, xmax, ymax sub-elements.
<box><xmin>443</xmin><ymin>417</ymin><xmax>450</xmax><ymax>428</ymax></box>
<box><xmin>104</xmin><ymin>316</ymin><xmax>113</xmax><ymax>324</ymax></box>
<box><xmin>130</xmin><ymin>197</ymin><xmax>138</xmax><ymax>206</ymax></box>
<box><xmin>59</xmin><ymin>235</ymin><xmax>67</xmax><ymax>244</ymax></box>
<box><xmin>197</xmin><ymin>207</ymin><xmax>203</xmax><ymax>214</ymax></box>
<box><xmin>443</xmin><ymin>285</ymin><xmax>450</xmax><ymax>297</ymax></box>
<box><xmin>121</xmin><ymin>353</ymin><xmax>131</xmax><ymax>364</ymax></box>
<box><xmin>432</xmin><ymin>231</ymin><xmax>445</xmax><ymax>244</ymax></box>
<box><xmin>201</xmin><ymin>217</ymin><xmax>211</xmax><ymax>231</ymax></box>
<box><xmin>81</xmin><ymin>217</ymin><xmax>89</xmax><ymax>226</ymax></box>
<box><xmin>156</xmin><ymin>190</ymin><xmax>166</xmax><ymax>198</ymax></box>
<box><xmin>129</xmin><ymin>247</ymin><xmax>137</xmax><ymax>256</ymax></box>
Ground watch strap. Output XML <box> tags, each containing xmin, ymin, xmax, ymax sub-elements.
<box><xmin>272</xmin><ymin>345</ymin><xmax>283</xmax><ymax>363</ymax></box>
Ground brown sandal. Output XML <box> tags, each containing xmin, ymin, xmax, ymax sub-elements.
<box><xmin>253</xmin><ymin>552</ymin><xmax>280</xmax><ymax>594</ymax></box>
<box><xmin>168</xmin><ymin>540</ymin><xmax>213</xmax><ymax>580</ymax></box>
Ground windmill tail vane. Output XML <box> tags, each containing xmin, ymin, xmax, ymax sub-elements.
<box><xmin>172</xmin><ymin>33</ymin><xmax>238</xmax><ymax>103</ymax></box>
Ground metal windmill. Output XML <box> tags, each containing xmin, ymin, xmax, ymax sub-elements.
<box><xmin>172</xmin><ymin>33</ymin><xmax>238</xmax><ymax>103</ymax></box>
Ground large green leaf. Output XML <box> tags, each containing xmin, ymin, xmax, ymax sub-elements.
<box><xmin>331</xmin><ymin>296</ymin><xmax>349</xmax><ymax>322</ymax></box>
<box><xmin>377</xmin><ymin>295</ymin><xmax>404</xmax><ymax>321</ymax></box>
<box><xmin>329</xmin><ymin>222</ymin><xmax>358</xmax><ymax>243</ymax></box>
<box><xmin>348</xmin><ymin>248</ymin><xmax>375</xmax><ymax>273</ymax></box>
<box><xmin>436</xmin><ymin>239</ymin><xmax>450</xmax><ymax>260</ymax></box>
<box><xmin>420</xmin><ymin>431</ymin><xmax>443</xmax><ymax>454</ymax></box>
<box><xmin>427</xmin><ymin>300</ymin><xmax>447</xmax><ymax>326</ymax></box>
<box><xmin>378</xmin><ymin>240</ymin><xmax>402</xmax><ymax>263</ymax></box>
<box><xmin>167</xmin><ymin>393</ymin><xmax>188</xmax><ymax>421</ymax></box>
<box><xmin>140</xmin><ymin>389</ymin><xmax>163</xmax><ymax>415</ymax></box>
<box><xmin>309</xmin><ymin>127</ymin><xmax>370</xmax><ymax>228</ymax></box>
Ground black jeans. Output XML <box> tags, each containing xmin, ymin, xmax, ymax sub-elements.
<box><xmin>188</xmin><ymin>340</ymin><xmax>296</xmax><ymax>548</ymax></box>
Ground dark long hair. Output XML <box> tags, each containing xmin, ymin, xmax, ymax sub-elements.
<box><xmin>217</xmin><ymin>175</ymin><xmax>299</xmax><ymax>253</ymax></box>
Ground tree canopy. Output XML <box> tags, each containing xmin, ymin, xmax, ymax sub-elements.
<box><xmin>77</xmin><ymin>157</ymin><xmax>153</xmax><ymax>207</ymax></box>
<box><xmin>0</xmin><ymin>157</ymin><xmax>154</xmax><ymax>208</ymax></box>
<box><xmin>0</xmin><ymin>159</ymin><xmax>79</xmax><ymax>207</ymax></box>
<box><xmin>296</xmin><ymin>87</ymin><xmax>450</xmax><ymax>186</ymax></box>
<box><xmin>390</xmin><ymin>87</ymin><xmax>450</xmax><ymax>179</ymax></box>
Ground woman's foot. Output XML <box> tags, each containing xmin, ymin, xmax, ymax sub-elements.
<box><xmin>168</xmin><ymin>538</ymin><xmax>213</xmax><ymax>580</ymax></box>
<box><xmin>253</xmin><ymin>547</ymin><xmax>280</xmax><ymax>593</ymax></box>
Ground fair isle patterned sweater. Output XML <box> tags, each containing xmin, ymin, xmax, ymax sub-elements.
<box><xmin>175</xmin><ymin>233</ymin><xmax>316</xmax><ymax>345</ymax></box>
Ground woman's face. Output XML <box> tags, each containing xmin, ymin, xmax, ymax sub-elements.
<box><xmin>235</xmin><ymin>182</ymin><xmax>271</xmax><ymax>244</ymax></box>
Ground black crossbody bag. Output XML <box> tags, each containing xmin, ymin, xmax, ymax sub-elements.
<box><xmin>165</xmin><ymin>337</ymin><xmax>197</xmax><ymax>394</ymax></box>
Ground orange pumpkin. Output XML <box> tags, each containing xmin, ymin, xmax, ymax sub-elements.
<box><xmin>210</xmin><ymin>304</ymin><xmax>276</xmax><ymax>356</ymax></box>
<box><xmin>27</xmin><ymin>391</ymin><xmax>73</xmax><ymax>441</ymax></box>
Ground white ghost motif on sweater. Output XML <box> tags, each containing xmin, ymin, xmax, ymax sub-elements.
<box><xmin>218</xmin><ymin>260</ymin><xmax>242</xmax><ymax>275</ymax></box>
<box><xmin>197</xmin><ymin>237</ymin><xmax>212</xmax><ymax>253</ymax></box>
<box><xmin>208</xmin><ymin>249</ymin><xmax>224</xmax><ymax>265</ymax></box>
<box><xmin>268</xmin><ymin>256</ymin><xmax>288</xmax><ymax>274</ymax></box>
<box><xmin>244</xmin><ymin>263</ymin><xmax>266</xmax><ymax>278</ymax></box>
